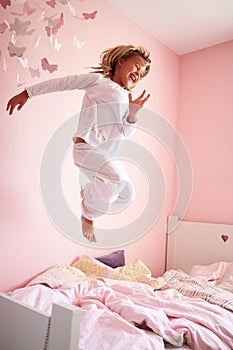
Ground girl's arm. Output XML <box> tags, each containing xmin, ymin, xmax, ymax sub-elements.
<box><xmin>127</xmin><ymin>90</ymin><xmax>150</xmax><ymax>123</ymax></box>
<box><xmin>6</xmin><ymin>73</ymin><xmax>100</xmax><ymax>115</ymax></box>
<box><xmin>122</xmin><ymin>90</ymin><xmax>150</xmax><ymax>137</ymax></box>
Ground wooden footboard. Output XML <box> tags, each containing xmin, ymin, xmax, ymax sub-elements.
<box><xmin>0</xmin><ymin>293</ymin><xmax>81</xmax><ymax>350</ymax></box>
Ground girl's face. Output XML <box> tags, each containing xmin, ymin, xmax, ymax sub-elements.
<box><xmin>112</xmin><ymin>55</ymin><xmax>147</xmax><ymax>90</ymax></box>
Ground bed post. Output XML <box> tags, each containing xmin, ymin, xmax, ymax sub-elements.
<box><xmin>47</xmin><ymin>302</ymin><xmax>82</xmax><ymax>350</ymax></box>
<box><xmin>167</xmin><ymin>215</ymin><xmax>179</xmax><ymax>234</ymax></box>
<box><xmin>0</xmin><ymin>293</ymin><xmax>49</xmax><ymax>350</ymax></box>
<box><xmin>165</xmin><ymin>216</ymin><xmax>179</xmax><ymax>271</ymax></box>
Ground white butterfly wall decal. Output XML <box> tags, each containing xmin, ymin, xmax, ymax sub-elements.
<box><xmin>73</xmin><ymin>35</ymin><xmax>84</xmax><ymax>49</ymax></box>
<box><xmin>54</xmin><ymin>38</ymin><xmax>62</xmax><ymax>51</ymax></box>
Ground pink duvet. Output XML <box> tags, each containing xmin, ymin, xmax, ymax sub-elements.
<box><xmin>7</xmin><ymin>278</ymin><xmax>233</xmax><ymax>350</ymax></box>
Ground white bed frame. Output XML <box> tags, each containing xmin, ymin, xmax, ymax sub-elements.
<box><xmin>0</xmin><ymin>293</ymin><xmax>81</xmax><ymax>350</ymax></box>
<box><xmin>1</xmin><ymin>216</ymin><xmax>232</xmax><ymax>350</ymax></box>
<box><xmin>166</xmin><ymin>215</ymin><xmax>233</xmax><ymax>273</ymax></box>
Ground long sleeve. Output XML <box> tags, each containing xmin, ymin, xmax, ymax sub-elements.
<box><xmin>121</xmin><ymin>107</ymin><xmax>136</xmax><ymax>138</ymax></box>
<box><xmin>25</xmin><ymin>73</ymin><xmax>101</xmax><ymax>98</ymax></box>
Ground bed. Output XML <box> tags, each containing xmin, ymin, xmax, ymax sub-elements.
<box><xmin>1</xmin><ymin>216</ymin><xmax>233</xmax><ymax>350</ymax></box>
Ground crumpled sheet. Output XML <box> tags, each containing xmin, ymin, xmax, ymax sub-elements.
<box><xmin>7</xmin><ymin>277</ymin><xmax>233</xmax><ymax>350</ymax></box>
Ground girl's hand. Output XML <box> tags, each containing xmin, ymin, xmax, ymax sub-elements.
<box><xmin>6</xmin><ymin>90</ymin><xmax>29</xmax><ymax>116</ymax></box>
<box><xmin>127</xmin><ymin>90</ymin><xmax>150</xmax><ymax>123</ymax></box>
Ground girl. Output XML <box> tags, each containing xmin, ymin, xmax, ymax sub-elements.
<box><xmin>6</xmin><ymin>44</ymin><xmax>151</xmax><ymax>243</ymax></box>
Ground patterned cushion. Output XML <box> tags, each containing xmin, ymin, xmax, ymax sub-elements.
<box><xmin>72</xmin><ymin>255</ymin><xmax>116</xmax><ymax>279</ymax></box>
<box><xmin>27</xmin><ymin>264</ymin><xmax>87</xmax><ymax>288</ymax></box>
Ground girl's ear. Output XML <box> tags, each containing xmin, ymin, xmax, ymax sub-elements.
<box><xmin>117</xmin><ymin>58</ymin><xmax>122</xmax><ymax>66</ymax></box>
<box><xmin>117</xmin><ymin>57</ymin><xmax>125</xmax><ymax>67</ymax></box>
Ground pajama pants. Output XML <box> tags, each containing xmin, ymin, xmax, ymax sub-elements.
<box><xmin>73</xmin><ymin>142</ymin><xmax>135</xmax><ymax>221</ymax></box>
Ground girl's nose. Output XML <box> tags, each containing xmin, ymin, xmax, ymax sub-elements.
<box><xmin>135</xmin><ymin>70</ymin><xmax>141</xmax><ymax>79</ymax></box>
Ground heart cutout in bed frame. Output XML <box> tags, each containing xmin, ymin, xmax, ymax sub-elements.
<box><xmin>221</xmin><ymin>234</ymin><xmax>229</xmax><ymax>242</ymax></box>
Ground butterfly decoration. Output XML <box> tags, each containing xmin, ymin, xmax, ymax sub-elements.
<box><xmin>8</xmin><ymin>42</ymin><xmax>26</xmax><ymax>57</ymax></box>
<box><xmin>17</xmin><ymin>56</ymin><xmax>28</xmax><ymax>68</ymax></box>
<box><xmin>41</xmin><ymin>57</ymin><xmax>58</xmax><ymax>73</ymax></box>
<box><xmin>29</xmin><ymin>67</ymin><xmax>41</xmax><ymax>78</ymax></box>
<box><xmin>0</xmin><ymin>22</ymin><xmax>7</xmax><ymax>34</ymax></box>
<box><xmin>10</xmin><ymin>2</ymin><xmax>36</xmax><ymax>16</ymax></box>
<box><xmin>73</xmin><ymin>35</ymin><xmax>84</xmax><ymax>49</ymax></box>
<box><xmin>45</xmin><ymin>13</ymin><xmax>64</xmax><ymax>36</ymax></box>
<box><xmin>23</xmin><ymin>2</ymin><xmax>36</xmax><ymax>16</ymax></box>
<box><xmin>46</xmin><ymin>0</ymin><xmax>56</xmax><ymax>8</ymax></box>
<box><xmin>9</xmin><ymin>18</ymin><xmax>35</xmax><ymax>36</ymax></box>
<box><xmin>54</xmin><ymin>38</ymin><xmax>62</xmax><ymax>51</ymax></box>
<box><xmin>0</xmin><ymin>0</ymin><xmax>11</xmax><ymax>9</ymax></box>
<box><xmin>1</xmin><ymin>1</ymin><xmax>99</xmax><ymax>79</ymax></box>
<box><xmin>82</xmin><ymin>10</ymin><xmax>97</xmax><ymax>20</ymax></box>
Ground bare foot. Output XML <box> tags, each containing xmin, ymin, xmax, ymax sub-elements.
<box><xmin>81</xmin><ymin>215</ymin><xmax>96</xmax><ymax>243</ymax></box>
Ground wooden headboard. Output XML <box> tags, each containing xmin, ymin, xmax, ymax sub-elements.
<box><xmin>166</xmin><ymin>216</ymin><xmax>233</xmax><ymax>273</ymax></box>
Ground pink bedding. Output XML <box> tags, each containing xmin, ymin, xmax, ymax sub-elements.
<box><xmin>7</xmin><ymin>277</ymin><xmax>233</xmax><ymax>350</ymax></box>
<box><xmin>190</xmin><ymin>261</ymin><xmax>233</xmax><ymax>293</ymax></box>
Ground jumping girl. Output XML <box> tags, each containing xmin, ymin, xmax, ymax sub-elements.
<box><xmin>6</xmin><ymin>44</ymin><xmax>151</xmax><ymax>243</ymax></box>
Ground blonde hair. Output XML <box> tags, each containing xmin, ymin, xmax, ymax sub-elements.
<box><xmin>92</xmin><ymin>44</ymin><xmax>151</xmax><ymax>79</ymax></box>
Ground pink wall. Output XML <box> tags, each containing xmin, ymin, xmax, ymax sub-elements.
<box><xmin>177</xmin><ymin>40</ymin><xmax>233</xmax><ymax>224</ymax></box>
<box><xmin>0</xmin><ymin>0</ymin><xmax>179</xmax><ymax>292</ymax></box>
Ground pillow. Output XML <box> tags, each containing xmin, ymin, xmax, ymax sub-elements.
<box><xmin>115</xmin><ymin>259</ymin><xmax>166</xmax><ymax>289</ymax></box>
<box><xmin>115</xmin><ymin>259</ymin><xmax>152</xmax><ymax>280</ymax></box>
<box><xmin>190</xmin><ymin>261</ymin><xmax>229</xmax><ymax>285</ymax></box>
<box><xmin>95</xmin><ymin>250</ymin><xmax>125</xmax><ymax>268</ymax></box>
<box><xmin>27</xmin><ymin>264</ymin><xmax>87</xmax><ymax>289</ymax></box>
<box><xmin>72</xmin><ymin>255</ymin><xmax>116</xmax><ymax>279</ymax></box>
<box><xmin>217</xmin><ymin>262</ymin><xmax>233</xmax><ymax>293</ymax></box>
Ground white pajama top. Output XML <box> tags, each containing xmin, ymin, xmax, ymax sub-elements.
<box><xmin>26</xmin><ymin>73</ymin><xmax>135</xmax><ymax>154</ymax></box>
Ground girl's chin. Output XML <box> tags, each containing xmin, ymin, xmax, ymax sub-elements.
<box><xmin>128</xmin><ymin>83</ymin><xmax>136</xmax><ymax>90</ymax></box>
<box><xmin>126</xmin><ymin>80</ymin><xmax>134</xmax><ymax>89</ymax></box>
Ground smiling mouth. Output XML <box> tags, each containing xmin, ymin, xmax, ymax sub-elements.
<box><xmin>129</xmin><ymin>73</ymin><xmax>137</xmax><ymax>84</ymax></box>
